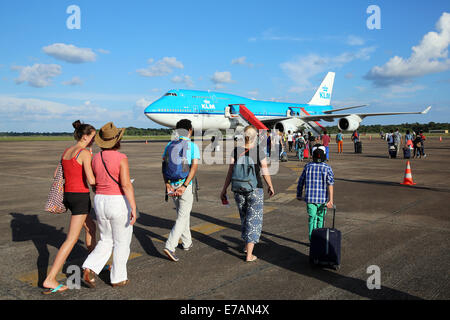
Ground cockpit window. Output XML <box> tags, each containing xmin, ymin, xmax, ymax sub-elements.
<box><xmin>164</xmin><ymin>92</ymin><xmax>177</xmax><ymax>96</ymax></box>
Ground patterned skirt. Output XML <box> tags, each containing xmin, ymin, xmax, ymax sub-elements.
<box><xmin>234</xmin><ymin>188</ymin><xmax>264</xmax><ymax>244</ymax></box>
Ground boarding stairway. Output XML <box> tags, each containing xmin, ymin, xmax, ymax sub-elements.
<box><xmin>227</xmin><ymin>104</ymin><xmax>269</xmax><ymax>130</ymax></box>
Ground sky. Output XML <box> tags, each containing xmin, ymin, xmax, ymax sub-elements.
<box><xmin>0</xmin><ymin>0</ymin><xmax>449</xmax><ymax>132</ymax></box>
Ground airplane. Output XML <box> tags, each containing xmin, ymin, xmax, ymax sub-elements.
<box><xmin>144</xmin><ymin>72</ymin><xmax>431</xmax><ymax>135</ymax></box>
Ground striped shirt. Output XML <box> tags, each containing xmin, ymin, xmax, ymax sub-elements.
<box><xmin>297</xmin><ymin>162</ymin><xmax>334</xmax><ymax>204</ymax></box>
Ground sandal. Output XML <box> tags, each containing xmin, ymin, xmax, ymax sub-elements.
<box><xmin>111</xmin><ymin>279</ymin><xmax>129</xmax><ymax>288</ymax></box>
<box><xmin>83</xmin><ymin>268</ymin><xmax>96</xmax><ymax>288</ymax></box>
<box><xmin>41</xmin><ymin>283</ymin><xmax>68</xmax><ymax>295</ymax></box>
<box><xmin>246</xmin><ymin>255</ymin><xmax>258</xmax><ymax>262</ymax></box>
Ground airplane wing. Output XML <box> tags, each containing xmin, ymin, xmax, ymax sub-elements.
<box><xmin>259</xmin><ymin>106</ymin><xmax>431</xmax><ymax>124</ymax></box>
<box><xmin>298</xmin><ymin>106</ymin><xmax>431</xmax><ymax>122</ymax></box>
<box><xmin>323</xmin><ymin>105</ymin><xmax>367</xmax><ymax>114</ymax></box>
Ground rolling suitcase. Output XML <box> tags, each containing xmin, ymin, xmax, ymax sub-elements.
<box><xmin>309</xmin><ymin>205</ymin><xmax>341</xmax><ymax>270</ymax></box>
<box><xmin>403</xmin><ymin>147</ymin><xmax>411</xmax><ymax>159</ymax></box>
<box><xmin>389</xmin><ymin>145</ymin><xmax>397</xmax><ymax>158</ymax></box>
<box><xmin>355</xmin><ymin>141</ymin><xmax>362</xmax><ymax>153</ymax></box>
<box><xmin>280</xmin><ymin>151</ymin><xmax>288</xmax><ymax>162</ymax></box>
<box><xmin>303</xmin><ymin>148</ymin><xmax>309</xmax><ymax>159</ymax></box>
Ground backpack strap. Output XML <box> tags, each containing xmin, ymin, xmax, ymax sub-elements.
<box><xmin>100</xmin><ymin>151</ymin><xmax>121</xmax><ymax>186</ymax></box>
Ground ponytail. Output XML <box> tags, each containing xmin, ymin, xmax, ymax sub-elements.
<box><xmin>72</xmin><ymin>120</ymin><xmax>95</xmax><ymax>141</ymax></box>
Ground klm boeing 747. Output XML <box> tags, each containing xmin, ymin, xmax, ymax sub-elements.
<box><xmin>144</xmin><ymin>72</ymin><xmax>431</xmax><ymax>135</ymax></box>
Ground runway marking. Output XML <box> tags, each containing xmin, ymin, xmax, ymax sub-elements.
<box><xmin>287</xmin><ymin>183</ymin><xmax>298</xmax><ymax>191</ymax></box>
<box><xmin>265</xmin><ymin>192</ymin><xmax>296</xmax><ymax>203</ymax></box>
<box><xmin>16</xmin><ymin>252</ymin><xmax>143</xmax><ymax>287</ymax></box>
<box><xmin>289</xmin><ymin>167</ymin><xmax>304</xmax><ymax>173</ymax></box>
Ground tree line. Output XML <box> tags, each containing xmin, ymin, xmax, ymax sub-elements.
<box><xmin>1</xmin><ymin>122</ymin><xmax>448</xmax><ymax>136</ymax></box>
<box><xmin>0</xmin><ymin>127</ymin><xmax>172</xmax><ymax>136</ymax></box>
<box><xmin>323</xmin><ymin>122</ymin><xmax>449</xmax><ymax>134</ymax></box>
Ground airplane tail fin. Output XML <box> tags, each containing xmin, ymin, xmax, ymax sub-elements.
<box><xmin>308</xmin><ymin>72</ymin><xmax>335</xmax><ymax>106</ymax></box>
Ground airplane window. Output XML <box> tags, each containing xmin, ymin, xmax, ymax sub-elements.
<box><xmin>165</xmin><ymin>92</ymin><xmax>177</xmax><ymax>96</ymax></box>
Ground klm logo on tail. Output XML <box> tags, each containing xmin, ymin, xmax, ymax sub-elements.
<box><xmin>319</xmin><ymin>86</ymin><xmax>331</xmax><ymax>100</ymax></box>
<box><xmin>308</xmin><ymin>72</ymin><xmax>335</xmax><ymax>106</ymax></box>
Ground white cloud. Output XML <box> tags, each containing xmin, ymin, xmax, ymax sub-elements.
<box><xmin>231</xmin><ymin>56</ymin><xmax>254</xmax><ymax>68</ymax></box>
<box><xmin>62</xmin><ymin>76</ymin><xmax>83</xmax><ymax>86</ymax></box>
<box><xmin>249</xmin><ymin>29</ymin><xmax>311</xmax><ymax>42</ymax></box>
<box><xmin>281</xmin><ymin>47</ymin><xmax>376</xmax><ymax>93</ymax></box>
<box><xmin>347</xmin><ymin>35</ymin><xmax>365</xmax><ymax>46</ymax></box>
<box><xmin>365</xmin><ymin>12</ymin><xmax>450</xmax><ymax>87</ymax></box>
<box><xmin>0</xmin><ymin>95</ymin><xmax>129</xmax><ymax>123</ymax></box>
<box><xmin>171</xmin><ymin>75</ymin><xmax>194</xmax><ymax>87</ymax></box>
<box><xmin>231</xmin><ymin>56</ymin><xmax>247</xmax><ymax>65</ymax></box>
<box><xmin>43</xmin><ymin>43</ymin><xmax>97</xmax><ymax>63</ymax></box>
<box><xmin>97</xmin><ymin>48</ymin><xmax>110</xmax><ymax>54</ymax></box>
<box><xmin>247</xmin><ymin>90</ymin><xmax>259</xmax><ymax>97</ymax></box>
<box><xmin>137</xmin><ymin>57</ymin><xmax>184</xmax><ymax>77</ymax></box>
<box><xmin>382</xmin><ymin>84</ymin><xmax>426</xmax><ymax>98</ymax></box>
<box><xmin>12</xmin><ymin>64</ymin><xmax>62</xmax><ymax>88</ymax></box>
<box><xmin>211</xmin><ymin>71</ymin><xmax>234</xmax><ymax>86</ymax></box>
<box><xmin>345</xmin><ymin>72</ymin><xmax>354</xmax><ymax>79</ymax></box>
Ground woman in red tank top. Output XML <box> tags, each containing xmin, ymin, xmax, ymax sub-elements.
<box><xmin>42</xmin><ymin>120</ymin><xmax>97</xmax><ymax>294</ymax></box>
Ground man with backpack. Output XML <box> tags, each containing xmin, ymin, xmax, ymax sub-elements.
<box><xmin>162</xmin><ymin>119</ymin><xmax>200</xmax><ymax>262</ymax></box>
<box><xmin>393</xmin><ymin>128</ymin><xmax>402</xmax><ymax>157</ymax></box>
<box><xmin>387</xmin><ymin>130</ymin><xmax>395</xmax><ymax>158</ymax></box>
<box><xmin>295</xmin><ymin>133</ymin><xmax>306</xmax><ymax>161</ymax></box>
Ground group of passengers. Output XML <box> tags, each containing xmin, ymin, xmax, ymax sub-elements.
<box><xmin>42</xmin><ymin>119</ymin><xmax>334</xmax><ymax>295</ymax></box>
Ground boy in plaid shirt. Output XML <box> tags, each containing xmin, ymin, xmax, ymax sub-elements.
<box><xmin>297</xmin><ymin>145</ymin><xmax>334</xmax><ymax>241</ymax></box>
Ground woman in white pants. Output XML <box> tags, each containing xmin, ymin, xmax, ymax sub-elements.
<box><xmin>82</xmin><ymin>122</ymin><xmax>137</xmax><ymax>288</ymax></box>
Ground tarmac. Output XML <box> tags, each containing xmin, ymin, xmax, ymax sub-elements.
<box><xmin>0</xmin><ymin>136</ymin><xmax>449</xmax><ymax>300</ymax></box>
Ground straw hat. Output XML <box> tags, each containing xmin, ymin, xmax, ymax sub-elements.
<box><xmin>95</xmin><ymin>122</ymin><xmax>125</xmax><ymax>149</ymax></box>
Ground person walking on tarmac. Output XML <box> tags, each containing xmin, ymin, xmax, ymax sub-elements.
<box><xmin>296</xmin><ymin>145</ymin><xmax>334</xmax><ymax>241</ymax></box>
<box><xmin>351</xmin><ymin>130</ymin><xmax>359</xmax><ymax>153</ymax></box>
<box><xmin>162</xmin><ymin>119</ymin><xmax>200</xmax><ymax>262</ymax></box>
<box><xmin>336</xmin><ymin>130</ymin><xmax>344</xmax><ymax>154</ymax></box>
<box><xmin>393</xmin><ymin>128</ymin><xmax>402</xmax><ymax>158</ymax></box>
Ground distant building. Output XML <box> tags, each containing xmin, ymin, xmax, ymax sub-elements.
<box><xmin>429</xmin><ymin>130</ymin><xmax>448</xmax><ymax>134</ymax></box>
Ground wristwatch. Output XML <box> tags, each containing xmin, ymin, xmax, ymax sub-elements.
<box><xmin>182</xmin><ymin>183</ymin><xmax>188</xmax><ymax>188</ymax></box>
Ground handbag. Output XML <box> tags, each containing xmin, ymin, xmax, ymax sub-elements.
<box><xmin>45</xmin><ymin>160</ymin><xmax>67</xmax><ymax>214</ymax></box>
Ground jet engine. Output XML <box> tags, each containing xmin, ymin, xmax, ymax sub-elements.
<box><xmin>338</xmin><ymin>115</ymin><xmax>362</xmax><ymax>131</ymax></box>
<box><xmin>274</xmin><ymin>118</ymin><xmax>303</xmax><ymax>133</ymax></box>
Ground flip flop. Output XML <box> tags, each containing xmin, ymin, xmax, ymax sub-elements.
<box><xmin>41</xmin><ymin>283</ymin><xmax>68</xmax><ymax>295</ymax></box>
<box><xmin>111</xmin><ymin>279</ymin><xmax>129</xmax><ymax>288</ymax></box>
<box><xmin>246</xmin><ymin>255</ymin><xmax>258</xmax><ymax>262</ymax></box>
<box><xmin>83</xmin><ymin>268</ymin><xmax>96</xmax><ymax>288</ymax></box>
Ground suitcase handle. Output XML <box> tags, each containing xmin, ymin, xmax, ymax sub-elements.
<box><xmin>324</xmin><ymin>205</ymin><xmax>336</xmax><ymax>229</ymax></box>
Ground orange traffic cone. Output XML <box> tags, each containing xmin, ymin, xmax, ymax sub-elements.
<box><xmin>401</xmin><ymin>161</ymin><xmax>416</xmax><ymax>185</ymax></box>
<box><xmin>440</xmin><ymin>136</ymin><xmax>442</xmax><ymax>142</ymax></box>
<box><xmin>145</xmin><ymin>140</ymin><xmax>148</xmax><ymax>144</ymax></box>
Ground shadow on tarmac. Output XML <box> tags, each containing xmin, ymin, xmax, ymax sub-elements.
<box><xmin>10</xmin><ymin>213</ymin><xmax>89</xmax><ymax>288</ymax></box>
<box><xmin>335</xmin><ymin>178</ymin><xmax>450</xmax><ymax>193</ymax></box>
<box><xmin>190</xmin><ymin>211</ymin><xmax>423</xmax><ymax>300</ymax></box>
<box><xmin>133</xmin><ymin>212</ymin><xmax>172</xmax><ymax>259</ymax></box>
